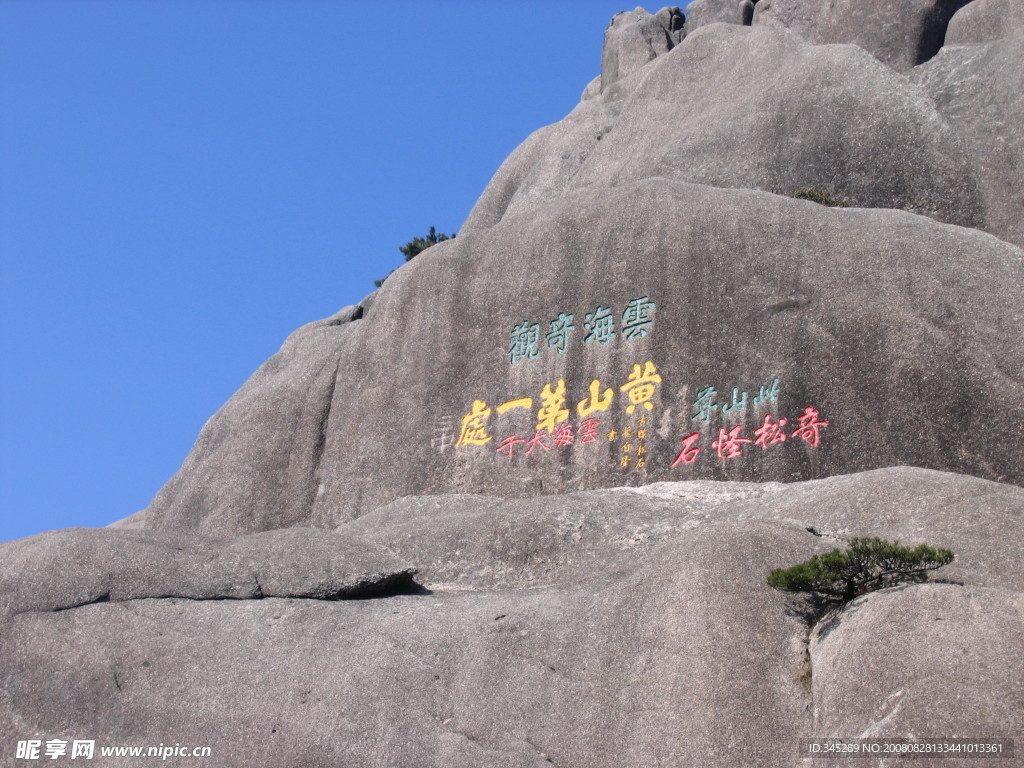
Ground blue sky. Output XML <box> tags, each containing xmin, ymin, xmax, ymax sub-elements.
<box><xmin>1</xmin><ymin>1</ymin><xmax>697</xmax><ymax>543</ymax></box>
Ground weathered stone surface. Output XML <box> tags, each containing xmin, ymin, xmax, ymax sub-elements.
<box><xmin>127</xmin><ymin>19</ymin><xmax>1023</xmax><ymax>540</ymax></box>
<box><xmin>580</xmin><ymin>74</ymin><xmax>601</xmax><ymax>101</ymax></box>
<box><xmin>0</xmin><ymin>526</ymin><xmax>416</xmax><ymax>616</ymax></box>
<box><xmin>3</xmin><ymin>469</ymin><xmax>1021</xmax><ymax>767</ymax></box>
<box><xmin>458</xmin><ymin>95</ymin><xmax>616</xmax><ymax>233</ymax></box>
<box><xmin>944</xmin><ymin>0</ymin><xmax>1024</xmax><ymax>45</ymax></box>
<box><xmin>142</xmin><ymin>304</ymin><xmax>364</xmax><ymax>534</ymax></box>
<box><xmin>347</xmin><ymin>467</ymin><xmax>1024</xmax><ymax>593</ymax></box>
<box><xmin>467</xmin><ymin>23</ymin><xmax>985</xmax><ymax>236</ymax></box>
<box><xmin>685</xmin><ymin>0</ymin><xmax>752</xmax><ymax>32</ymax></box>
<box><xmin>810</xmin><ymin>584</ymin><xmax>1024</xmax><ymax>764</ymax></box>
<box><xmin>600</xmin><ymin>6</ymin><xmax>684</xmax><ymax>91</ymax></box>
<box><xmin>4</xmin><ymin>12</ymin><xmax>1021</xmax><ymax>766</ymax></box>
<box><xmin>142</xmin><ymin>176</ymin><xmax>1023</xmax><ymax>535</ymax></box>
<box><xmin>913</xmin><ymin>28</ymin><xmax>1024</xmax><ymax>249</ymax></box>
<box><xmin>752</xmin><ymin>0</ymin><xmax>973</xmax><ymax>71</ymax></box>
<box><xmin>748</xmin><ymin>0</ymin><xmax>817</xmax><ymax>39</ymax></box>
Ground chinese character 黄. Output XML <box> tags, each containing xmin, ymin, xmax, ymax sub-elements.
<box><xmin>620</xmin><ymin>361</ymin><xmax>662</xmax><ymax>414</ymax></box>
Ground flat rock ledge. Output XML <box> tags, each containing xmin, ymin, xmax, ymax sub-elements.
<box><xmin>0</xmin><ymin>527</ymin><xmax>417</xmax><ymax>616</ymax></box>
<box><xmin>1</xmin><ymin>468</ymin><xmax>1020</xmax><ymax>767</ymax></box>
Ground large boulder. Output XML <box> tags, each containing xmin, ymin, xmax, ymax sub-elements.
<box><xmin>142</xmin><ymin>177</ymin><xmax>1022</xmax><ymax>535</ymax></box>
<box><xmin>140</xmin><ymin>303</ymin><xmax>363</xmax><ymax>534</ymax></box>
<box><xmin>3</xmin><ymin>9</ymin><xmax>1022</xmax><ymax>767</ymax></box>
<box><xmin>465</xmin><ymin>23</ymin><xmax>984</xmax><ymax>237</ymax></box>
<box><xmin>944</xmin><ymin>0</ymin><xmax>1024</xmax><ymax>45</ymax></box>
<box><xmin>3</xmin><ymin>468</ymin><xmax>1021</xmax><ymax>767</ymax></box>
<box><xmin>600</xmin><ymin>6</ymin><xmax>684</xmax><ymax>91</ymax></box>
<box><xmin>913</xmin><ymin>24</ymin><xmax>1024</xmax><ymax>250</ymax></box>
<box><xmin>685</xmin><ymin>0</ymin><xmax>755</xmax><ymax>32</ymax></box>
<box><xmin>0</xmin><ymin>527</ymin><xmax>416</xmax><ymax>615</ymax></box>
<box><xmin>130</xmin><ymin>19</ymin><xmax>1015</xmax><ymax>538</ymax></box>
<box><xmin>810</xmin><ymin>584</ymin><xmax>1024</xmax><ymax>766</ymax></box>
<box><xmin>752</xmin><ymin>0</ymin><xmax>974</xmax><ymax>71</ymax></box>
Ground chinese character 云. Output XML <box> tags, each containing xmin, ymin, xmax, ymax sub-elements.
<box><xmin>620</xmin><ymin>361</ymin><xmax>662</xmax><ymax>414</ymax></box>
<box><xmin>509</xmin><ymin>321</ymin><xmax>540</xmax><ymax>364</ymax></box>
<box><xmin>712</xmin><ymin>425</ymin><xmax>752</xmax><ymax>459</ymax></box>
<box><xmin>792</xmin><ymin>406</ymin><xmax>829</xmax><ymax>447</ymax></box>
<box><xmin>455</xmin><ymin>400</ymin><xmax>493</xmax><ymax>447</ymax></box>
<box><xmin>545</xmin><ymin>312</ymin><xmax>576</xmax><ymax>354</ymax></box>
<box><xmin>577</xmin><ymin>418</ymin><xmax>601</xmax><ymax>444</ymax></box>
<box><xmin>583</xmin><ymin>306</ymin><xmax>616</xmax><ymax>345</ymax></box>
<box><xmin>621</xmin><ymin>296</ymin><xmax>656</xmax><ymax>339</ymax></box>
<box><xmin>536</xmin><ymin>379</ymin><xmax>570</xmax><ymax>433</ymax></box>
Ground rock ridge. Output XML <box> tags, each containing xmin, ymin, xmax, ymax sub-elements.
<box><xmin>0</xmin><ymin>527</ymin><xmax>417</xmax><ymax>616</ymax></box>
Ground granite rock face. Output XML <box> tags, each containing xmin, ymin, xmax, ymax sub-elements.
<box><xmin>128</xmin><ymin>15</ymin><xmax>1024</xmax><ymax>537</ymax></box>
<box><xmin>600</xmin><ymin>6</ymin><xmax>684</xmax><ymax>91</ymax></box>
<box><xmin>465</xmin><ymin>22</ymin><xmax>985</xmax><ymax>236</ymax></box>
<box><xmin>810</xmin><ymin>584</ymin><xmax>1024</xmax><ymax>766</ymax></box>
<box><xmin>943</xmin><ymin>0</ymin><xmax>1024</xmax><ymax>44</ymax></box>
<box><xmin>3</xmin><ymin>5</ymin><xmax>1023</xmax><ymax>767</ymax></box>
<box><xmin>752</xmin><ymin>0</ymin><xmax>974</xmax><ymax>71</ymax></box>
<box><xmin>143</xmin><ymin>177</ymin><xmax>1023</xmax><ymax>535</ymax></box>
<box><xmin>140</xmin><ymin>303</ymin><xmax>363</xmax><ymax>534</ymax></box>
<box><xmin>0</xmin><ymin>527</ymin><xmax>416</xmax><ymax>616</ymax></box>
<box><xmin>685</xmin><ymin>0</ymin><xmax>754</xmax><ymax>31</ymax></box>
<box><xmin>3</xmin><ymin>469</ymin><xmax>1021</xmax><ymax>767</ymax></box>
<box><xmin>914</xmin><ymin>12</ymin><xmax>1024</xmax><ymax>259</ymax></box>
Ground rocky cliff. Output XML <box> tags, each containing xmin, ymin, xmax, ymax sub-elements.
<box><xmin>3</xmin><ymin>3</ymin><xmax>1022</xmax><ymax>767</ymax></box>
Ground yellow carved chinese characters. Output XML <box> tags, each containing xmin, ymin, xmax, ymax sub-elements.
<box><xmin>497</xmin><ymin>397</ymin><xmax>533</xmax><ymax>414</ymax></box>
<box><xmin>456</xmin><ymin>400</ymin><xmax>493</xmax><ymax>446</ymax></box>
<box><xmin>537</xmin><ymin>379</ymin><xmax>570</xmax><ymax>434</ymax></box>
<box><xmin>621</xmin><ymin>361</ymin><xmax>662</xmax><ymax>414</ymax></box>
<box><xmin>576</xmin><ymin>379</ymin><xmax>613</xmax><ymax>417</ymax></box>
